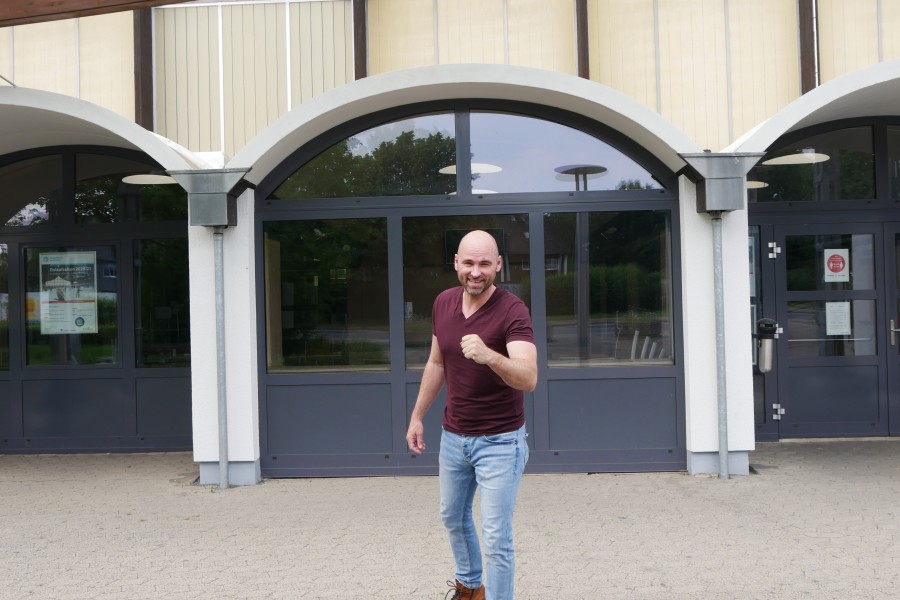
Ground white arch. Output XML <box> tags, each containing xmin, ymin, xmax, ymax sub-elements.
<box><xmin>727</xmin><ymin>58</ymin><xmax>900</xmax><ymax>153</ymax></box>
<box><xmin>229</xmin><ymin>64</ymin><xmax>701</xmax><ymax>186</ymax></box>
<box><xmin>0</xmin><ymin>86</ymin><xmax>205</xmax><ymax>170</ymax></box>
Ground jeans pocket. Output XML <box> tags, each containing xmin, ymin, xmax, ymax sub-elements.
<box><xmin>483</xmin><ymin>433</ymin><xmax>516</xmax><ymax>445</ymax></box>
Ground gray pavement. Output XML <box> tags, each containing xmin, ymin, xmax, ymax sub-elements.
<box><xmin>2</xmin><ymin>439</ymin><xmax>900</xmax><ymax>599</ymax></box>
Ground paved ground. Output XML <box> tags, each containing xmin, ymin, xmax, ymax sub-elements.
<box><xmin>2</xmin><ymin>439</ymin><xmax>900</xmax><ymax>599</ymax></box>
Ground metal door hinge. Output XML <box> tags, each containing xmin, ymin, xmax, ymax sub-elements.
<box><xmin>768</xmin><ymin>242</ymin><xmax>782</xmax><ymax>259</ymax></box>
<box><xmin>772</xmin><ymin>403</ymin><xmax>786</xmax><ymax>420</ymax></box>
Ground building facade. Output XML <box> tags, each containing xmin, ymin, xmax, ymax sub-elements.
<box><xmin>1</xmin><ymin>0</ymin><xmax>899</xmax><ymax>485</ymax></box>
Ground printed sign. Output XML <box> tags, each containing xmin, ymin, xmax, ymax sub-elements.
<box><xmin>825</xmin><ymin>301</ymin><xmax>852</xmax><ymax>336</ymax></box>
<box><xmin>823</xmin><ymin>249</ymin><xmax>850</xmax><ymax>283</ymax></box>
<box><xmin>39</xmin><ymin>251</ymin><xmax>98</xmax><ymax>334</ymax></box>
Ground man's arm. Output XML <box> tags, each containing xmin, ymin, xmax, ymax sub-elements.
<box><xmin>406</xmin><ymin>335</ymin><xmax>445</xmax><ymax>454</ymax></box>
<box><xmin>460</xmin><ymin>336</ymin><xmax>538</xmax><ymax>392</ymax></box>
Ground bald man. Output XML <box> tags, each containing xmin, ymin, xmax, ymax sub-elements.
<box><xmin>406</xmin><ymin>230</ymin><xmax>537</xmax><ymax>600</ymax></box>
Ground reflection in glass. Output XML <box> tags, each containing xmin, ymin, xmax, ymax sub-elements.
<box><xmin>264</xmin><ymin>219</ymin><xmax>390</xmax><ymax>372</ymax></box>
<box><xmin>402</xmin><ymin>214</ymin><xmax>530</xmax><ymax>370</ymax></box>
<box><xmin>0</xmin><ymin>155</ymin><xmax>61</xmax><ymax>226</ymax></box>
<box><xmin>786</xmin><ymin>234</ymin><xmax>873</xmax><ymax>292</ymax></box>
<box><xmin>271</xmin><ymin>114</ymin><xmax>457</xmax><ymax>199</ymax></box>
<box><xmin>544</xmin><ymin>211</ymin><xmax>672</xmax><ymax>367</ymax></box>
<box><xmin>889</xmin><ymin>127</ymin><xmax>900</xmax><ymax>199</ymax></box>
<box><xmin>24</xmin><ymin>246</ymin><xmax>119</xmax><ymax>366</ymax></box>
<box><xmin>470</xmin><ymin>112</ymin><xmax>659</xmax><ymax>193</ymax></box>
<box><xmin>0</xmin><ymin>244</ymin><xmax>7</xmax><ymax>370</ymax></box>
<box><xmin>135</xmin><ymin>239</ymin><xmax>190</xmax><ymax>367</ymax></box>
<box><xmin>747</xmin><ymin>127</ymin><xmax>874</xmax><ymax>202</ymax></box>
<box><xmin>787</xmin><ymin>300</ymin><xmax>876</xmax><ymax>357</ymax></box>
<box><xmin>77</xmin><ymin>154</ymin><xmax>188</xmax><ymax>223</ymax></box>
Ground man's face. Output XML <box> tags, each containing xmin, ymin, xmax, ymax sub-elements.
<box><xmin>455</xmin><ymin>243</ymin><xmax>502</xmax><ymax>297</ymax></box>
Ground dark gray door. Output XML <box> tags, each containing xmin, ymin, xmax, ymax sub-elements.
<box><xmin>772</xmin><ymin>223</ymin><xmax>887</xmax><ymax>437</ymax></box>
<box><xmin>883</xmin><ymin>224</ymin><xmax>900</xmax><ymax>435</ymax></box>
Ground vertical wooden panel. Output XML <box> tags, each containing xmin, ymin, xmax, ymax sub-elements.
<box><xmin>78</xmin><ymin>12</ymin><xmax>135</xmax><ymax>120</ymax></box>
<box><xmin>184</xmin><ymin>7</ymin><xmax>201</xmax><ymax>149</ymax></box>
<box><xmin>368</xmin><ymin>0</ymin><xmax>435</xmax><ymax>74</ymax></box>
<box><xmin>657</xmin><ymin>0</ymin><xmax>729</xmax><ymax>152</ymax></box>
<box><xmin>13</xmin><ymin>20</ymin><xmax>78</xmax><ymax>96</ymax></box>
<box><xmin>0</xmin><ymin>29</ymin><xmax>12</xmax><ymax>85</ymax></box>
<box><xmin>881</xmin><ymin>0</ymin><xmax>900</xmax><ymax>60</ymax></box>
<box><xmin>290</xmin><ymin>0</ymin><xmax>353</xmax><ymax>107</ymax></box>
<box><xmin>728</xmin><ymin>0</ymin><xmax>801</xmax><ymax>143</ymax></box>
<box><xmin>588</xmin><ymin>0</ymin><xmax>658</xmax><ymax>112</ymax></box>
<box><xmin>437</xmin><ymin>0</ymin><xmax>504</xmax><ymax>64</ymax></box>
<box><xmin>508</xmin><ymin>0</ymin><xmax>577</xmax><ymax>75</ymax></box>
<box><xmin>818</xmin><ymin>0</ymin><xmax>878</xmax><ymax>83</ymax></box>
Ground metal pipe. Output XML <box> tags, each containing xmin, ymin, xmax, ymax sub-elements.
<box><xmin>214</xmin><ymin>226</ymin><xmax>229</xmax><ymax>489</ymax></box>
<box><xmin>711</xmin><ymin>212</ymin><xmax>729</xmax><ymax>480</ymax></box>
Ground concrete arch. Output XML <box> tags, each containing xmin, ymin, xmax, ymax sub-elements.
<box><xmin>727</xmin><ymin>58</ymin><xmax>900</xmax><ymax>153</ymax></box>
<box><xmin>0</xmin><ymin>86</ymin><xmax>204</xmax><ymax>170</ymax></box>
<box><xmin>228</xmin><ymin>64</ymin><xmax>701</xmax><ymax>186</ymax></box>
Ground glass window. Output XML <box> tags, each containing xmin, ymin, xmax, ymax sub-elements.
<box><xmin>785</xmin><ymin>234</ymin><xmax>874</xmax><ymax>292</ymax></box>
<box><xmin>134</xmin><ymin>239</ymin><xmax>190</xmax><ymax>367</ymax></box>
<box><xmin>0</xmin><ymin>243</ymin><xmax>7</xmax><ymax>370</ymax></box>
<box><xmin>271</xmin><ymin>114</ymin><xmax>457</xmax><ymax>199</ymax></box>
<box><xmin>25</xmin><ymin>246</ymin><xmax>119</xmax><ymax>366</ymax></box>
<box><xmin>787</xmin><ymin>300</ymin><xmax>876</xmax><ymax>357</ymax></box>
<box><xmin>264</xmin><ymin>218</ymin><xmax>389</xmax><ymax>372</ymax></box>
<box><xmin>469</xmin><ymin>112</ymin><xmax>659</xmax><ymax>193</ymax></box>
<box><xmin>402</xmin><ymin>214</ymin><xmax>530</xmax><ymax>369</ymax></box>
<box><xmin>0</xmin><ymin>155</ymin><xmax>61</xmax><ymax>226</ymax></box>
<box><xmin>544</xmin><ymin>211</ymin><xmax>673</xmax><ymax>367</ymax></box>
<box><xmin>76</xmin><ymin>154</ymin><xmax>188</xmax><ymax>223</ymax></box>
<box><xmin>888</xmin><ymin>127</ymin><xmax>900</xmax><ymax>199</ymax></box>
<box><xmin>747</xmin><ymin>127</ymin><xmax>874</xmax><ymax>202</ymax></box>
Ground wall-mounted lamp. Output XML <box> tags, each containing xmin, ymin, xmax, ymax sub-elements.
<box><xmin>761</xmin><ymin>148</ymin><xmax>829</xmax><ymax>166</ymax></box>
<box><xmin>122</xmin><ymin>173</ymin><xmax>178</xmax><ymax>185</ymax></box>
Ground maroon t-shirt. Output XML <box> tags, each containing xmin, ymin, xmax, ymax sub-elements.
<box><xmin>433</xmin><ymin>286</ymin><xmax>535</xmax><ymax>436</ymax></box>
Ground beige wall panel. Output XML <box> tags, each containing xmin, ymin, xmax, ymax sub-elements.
<box><xmin>508</xmin><ymin>0</ymin><xmax>577</xmax><ymax>74</ymax></box>
<box><xmin>13</xmin><ymin>20</ymin><xmax>78</xmax><ymax>97</ymax></box>
<box><xmin>437</xmin><ymin>0</ymin><xmax>505</xmax><ymax>64</ymax></box>
<box><xmin>368</xmin><ymin>0</ymin><xmax>435</xmax><ymax>74</ymax></box>
<box><xmin>154</xmin><ymin>7</ymin><xmax>221</xmax><ymax>153</ymax></box>
<box><xmin>588</xmin><ymin>0</ymin><xmax>658</xmax><ymax>112</ymax></box>
<box><xmin>0</xmin><ymin>29</ymin><xmax>11</xmax><ymax>86</ymax></box>
<box><xmin>657</xmin><ymin>0</ymin><xmax>730</xmax><ymax>152</ymax></box>
<box><xmin>290</xmin><ymin>1</ymin><xmax>353</xmax><ymax>107</ymax></box>
<box><xmin>728</xmin><ymin>0</ymin><xmax>800</xmax><ymax>143</ymax></box>
<box><xmin>818</xmin><ymin>0</ymin><xmax>878</xmax><ymax>82</ymax></box>
<box><xmin>881</xmin><ymin>1</ymin><xmax>900</xmax><ymax>61</ymax></box>
<box><xmin>78</xmin><ymin>13</ymin><xmax>135</xmax><ymax>121</ymax></box>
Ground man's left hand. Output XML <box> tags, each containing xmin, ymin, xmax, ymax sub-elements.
<box><xmin>460</xmin><ymin>334</ymin><xmax>495</xmax><ymax>365</ymax></box>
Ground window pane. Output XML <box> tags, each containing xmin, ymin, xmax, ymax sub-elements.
<box><xmin>76</xmin><ymin>154</ymin><xmax>188</xmax><ymax>223</ymax></box>
<box><xmin>0</xmin><ymin>155</ymin><xmax>60</xmax><ymax>226</ymax></box>
<box><xmin>470</xmin><ymin>112</ymin><xmax>659</xmax><ymax>193</ymax></box>
<box><xmin>748</xmin><ymin>127</ymin><xmax>874</xmax><ymax>202</ymax></box>
<box><xmin>888</xmin><ymin>126</ymin><xmax>900</xmax><ymax>199</ymax></box>
<box><xmin>270</xmin><ymin>114</ymin><xmax>457</xmax><ymax>199</ymax></box>
<box><xmin>544</xmin><ymin>211</ymin><xmax>673</xmax><ymax>367</ymax></box>
<box><xmin>264</xmin><ymin>218</ymin><xmax>389</xmax><ymax>372</ymax></box>
<box><xmin>25</xmin><ymin>246</ymin><xmax>118</xmax><ymax>366</ymax></box>
<box><xmin>788</xmin><ymin>300</ymin><xmax>876</xmax><ymax>357</ymax></box>
<box><xmin>402</xmin><ymin>214</ymin><xmax>530</xmax><ymax>370</ymax></box>
<box><xmin>135</xmin><ymin>239</ymin><xmax>190</xmax><ymax>367</ymax></box>
<box><xmin>0</xmin><ymin>244</ymin><xmax>7</xmax><ymax>370</ymax></box>
<box><xmin>785</xmin><ymin>234</ymin><xmax>874</xmax><ymax>292</ymax></box>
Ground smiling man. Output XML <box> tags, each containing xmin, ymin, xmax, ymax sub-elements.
<box><xmin>406</xmin><ymin>229</ymin><xmax>538</xmax><ymax>600</ymax></box>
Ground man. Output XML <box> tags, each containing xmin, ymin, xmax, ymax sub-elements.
<box><xmin>406</xmin><ymin>230</ymin><xmax>538</xmax><ymax>600</ymax></box>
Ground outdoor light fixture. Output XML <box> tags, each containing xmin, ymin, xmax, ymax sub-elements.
<box><xmin>761</xmin><ymin>148</ymin><xmax>830</xmax><ymax>166</ymax></box>
<box><xmin>746</xmin><ymin>180</ymin><xmax>769</xmax><ymax>189</ymax></box>
<box><xmin>122</xmin><ymin>173</ymin><xmax>178</xmax><ymax>185</ymax></box>
<box><xmin>439</xmin><ymin>163</ymin><xmax>502</xmax><ymax>174</ymax></box>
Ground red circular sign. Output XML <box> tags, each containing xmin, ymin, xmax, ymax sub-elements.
<box><xmin>827</xmin><ymin>253</ymin><xmax>846</xmax><ymax>273</ymax></box>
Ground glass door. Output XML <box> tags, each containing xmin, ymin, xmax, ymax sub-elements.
<box><xmin>772</xmin><ymin>223</ymin><xmax>887</xmax><ymax>437</ymax></box>
<box><xmin>883</xmin><ymin>224</ymin><xmax>900</xmax><ymax>435</ymax></box>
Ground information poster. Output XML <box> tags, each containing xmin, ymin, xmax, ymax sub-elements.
<box><xmin>825</xmin><ymin>301</ymin><xmax>852</xmax><ymax>336</ymax></box>
<box><xmin>824</xmin><ymin>249</ymin><xmax>850</xmax><ymax>283</ymax></box>
<box><xmin>39</xmin><ymin>251</ymin><xmax>98</xmax><ymax>334</ymax></box>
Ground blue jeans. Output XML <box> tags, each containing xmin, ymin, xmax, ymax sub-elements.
<box><xmin>439</xmin><ymin>424</ymin><xmax>529</xmax><ymax>600</ymax></box>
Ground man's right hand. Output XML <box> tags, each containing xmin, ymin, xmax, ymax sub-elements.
<box><xmin>406</xmin><ymin>420</ymin><xmax>426</xmax><ymax>454</ymax></box>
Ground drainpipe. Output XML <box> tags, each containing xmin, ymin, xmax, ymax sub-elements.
<box><xmin>167</xmin><ymin>168</ymin><xmax>250</xmax><ymax>489</ymax></box>
<box><xmin>678</xmin><ymin>153</ymin><xmax>763</xmax><ymax>479</ymax></box>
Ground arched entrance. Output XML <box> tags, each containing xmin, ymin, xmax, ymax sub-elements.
<box><xmin>253</xmin><ymin>101</ymin><xmax>686</xmax><ymax>476</ymax></box>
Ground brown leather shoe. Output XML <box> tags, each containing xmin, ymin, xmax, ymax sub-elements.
<box><xmin>445</xmin><ymin>579</ymin><xmax>486</xmax><ymax>600</ymax></box>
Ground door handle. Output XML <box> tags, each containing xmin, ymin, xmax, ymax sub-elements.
<box><xmin>891</xmin><ymin>320</ymin><xmax>900</xmax><ymax>346</ymax></box>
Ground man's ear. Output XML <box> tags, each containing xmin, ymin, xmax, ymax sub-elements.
<box><xmin>496</xmin><ymin>255</ymin><xmax>503</xmax><ymax>272</ymax></box>
<box><xmin>453</xmin><ymin>254</ymin><xmax>459</xmax><ymax>271</ymax></box>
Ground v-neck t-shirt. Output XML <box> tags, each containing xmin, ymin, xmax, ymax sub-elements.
<box><xmin>432</xmin><ymin>286</ymin><xmax>535</xmax><ymax>436</ymax></box>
